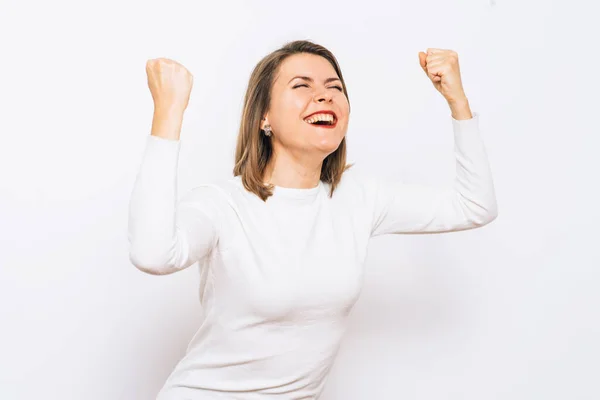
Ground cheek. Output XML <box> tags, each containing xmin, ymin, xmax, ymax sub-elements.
<box><xmin>272</xmin><ymin>95</ymin><xmax>307</xmax><ymax>130</ymax></box>
<box><xmin>280</xmin><ymin>92</ymin><xmax>308</xmax><ymax>115</ymax></box>
<box><xmin>336</xmin><ymin>101</ymin><xmax>350</xmax><ymax>131</ymax></box>
<box><xmin>338</xmin><ymin>95</ymin><xmax>350</xmax><ymax>117</ymax></box>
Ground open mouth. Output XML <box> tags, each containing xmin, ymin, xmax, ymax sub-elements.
<box><xmin>303</xmin><ymin>113</ymin><xmax>338</xmax><ymax>127</ymax></box>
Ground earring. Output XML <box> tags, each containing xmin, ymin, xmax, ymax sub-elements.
<box><xmin>263</xmin><ymin>124</ymin><xmax>272</xmax><ymax>137</ymax></box>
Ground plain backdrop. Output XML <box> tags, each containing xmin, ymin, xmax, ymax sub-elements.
<box><xmin>1</xmin><ymin>0</ymin><xmax>598</xmax><ymax>399</ymax></box>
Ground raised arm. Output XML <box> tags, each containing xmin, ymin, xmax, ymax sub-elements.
<box><xmin>127</xmin><ymin>58</ymin><xmax>219</xmax><ymax>275</ymax></box>
<box><xmin>370</xmin><ymin>111</ymin><xmax>498</xmax><ymax>237</ymax></box>
<box><xmin>369</xmin><ymin>48</ymin><xmax>498</xmax><ymax>236</ymax></box>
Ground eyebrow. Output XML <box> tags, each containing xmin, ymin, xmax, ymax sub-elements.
<box><xmin>288</xmin><ymin>76</ymin><xmax>341</xmax><ymax>84</ymax></box>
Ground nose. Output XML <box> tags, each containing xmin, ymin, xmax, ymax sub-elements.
<box><xmin>313</xmin><ymin>89</ymin><xmax>333</xmax><ymax>103</ymax></box>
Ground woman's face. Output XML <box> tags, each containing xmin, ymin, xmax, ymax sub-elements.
<box><xmin>263</xmin><ymin>53</ymin><xmax>350</xmax><ymax>158</ymax></box>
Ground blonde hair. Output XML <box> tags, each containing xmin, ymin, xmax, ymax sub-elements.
<box><xmin>233</xmin><ymin>40</ymin><xmax>352</xmax><ymax>201</ymax></box>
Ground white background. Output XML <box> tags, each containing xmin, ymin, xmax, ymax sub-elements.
<box><xmin>1</xmin><ymin>0</ymin><xmax>599</xmax><ymax>399</ymax></box>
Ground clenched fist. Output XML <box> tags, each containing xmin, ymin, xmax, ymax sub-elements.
<box><xmin>146</xmin><ymin>58</ymin><xmax>194</xmax><ymax>113</ymax></box>
<box><xmin>418</xmin><ymin>49</ymin><xmax>467</xmax><ymax>105</ymax></box>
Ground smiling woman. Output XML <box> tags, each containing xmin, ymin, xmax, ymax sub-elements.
<box><xmin>232</xmin><ymin>41</ymin><xmax>353</xmax><ymax>201</ymax></box>
<box><xmin>128</xmin><ymin>39</ymin><xmax>498</xmax><ymax>400</ymax></box>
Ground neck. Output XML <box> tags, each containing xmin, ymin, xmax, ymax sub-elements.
<box><xmin>263</xmin><ymin>147</ymin><xmax>323</xmax><ymax>189</ymax></box>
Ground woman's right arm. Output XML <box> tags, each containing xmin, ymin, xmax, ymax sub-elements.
<box><xmin>127</xmin><ymin>59</ymin><xmax>218</xmax><ymax>275</ymax></box>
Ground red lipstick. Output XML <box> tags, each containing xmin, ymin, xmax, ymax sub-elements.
<box><xmin>304</xmin><ymin>110</ymin><xmax>337</xmax><ymax>119</ymax></box>
<box><xmin>304</xmin><ymin>110</ymin><xmax>338</xmax><ymax>128</ymax></box>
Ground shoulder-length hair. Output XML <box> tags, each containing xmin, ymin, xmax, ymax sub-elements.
<box><xmin>233</xmin><ymin>40</ymin><xmax>352</xmax><ymax>201</ymax></box>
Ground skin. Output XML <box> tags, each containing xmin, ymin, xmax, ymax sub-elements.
<box><xmin>260</xmin><ymin>53</ymin><xmax>350</xmax><ymax>190</ymax></box>
<box><xmin>147</xmin><ymin>58</ymin><xmax>194</xmax><ymax>141</ymax></box>
<box><xmin>418</xmin><ymin>48</ymin><xmax>473</xmax><ymax>119</ymax></box>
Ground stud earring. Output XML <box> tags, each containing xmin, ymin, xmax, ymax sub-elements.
<box><xmin>263</xmin><ymin>124</ymin><xmax>272</xmax><ymax>137</ymax></box>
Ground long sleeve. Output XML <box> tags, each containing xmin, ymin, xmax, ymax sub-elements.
<box><xmin>128</xmin><ymin>135</ymin><xmax>220</xmax><ymax>275</ymax></box>
<box><xmin>370</xmin><ymin>111</ymin><xmax>498</xmax><ymax>237</ymax></box>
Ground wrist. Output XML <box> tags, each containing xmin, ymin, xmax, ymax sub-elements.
<box><xmin>154</xmin><ymin>104</ymin><xmax>186</xmax><ymax>118</ymax></box>
<box><xmin>448</xmin><ymin>97</ymin><xmax>472</xmax><ymax>120</ymax></box>
<box><xmin>447</xmin><ymin>95</ymin><xmax>468</xmax><ymax>107</ymax></box>
<box><xmin>151</xmin><ymin>108</ymin><xmax>184</xmax><ymax>140</ymax></box>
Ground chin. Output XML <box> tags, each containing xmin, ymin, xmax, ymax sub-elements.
<box><xmin>301</xmin><ymin>125</ymin><xmax>346</xmax><ymax>155</ymax></box>
<box><xmin>313</xmin><ymin>137</ymin><xmax>344</xmax><ymax>156</ymax></box>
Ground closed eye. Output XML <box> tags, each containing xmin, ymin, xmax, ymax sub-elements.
<box><xmin>292</xmin><ymin>84</ymin><xmax>343</xmax><ymax>91</ymax></box>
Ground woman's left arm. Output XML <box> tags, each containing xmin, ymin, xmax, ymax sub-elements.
<box><xmin>370</xmin><ymin>109</ymin><xmax>498</xmax><ymax>236</ymax></box>
<box><xmin>370</xmin><ymin>49</ymin><xmax>498</xmax><ymax>237</ymax></box>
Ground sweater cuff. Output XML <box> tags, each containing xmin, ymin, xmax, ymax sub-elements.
<box><xmin>451</xmin><ymin>111</ymin><xmax>480</xmax><ymax>134</ymax></box>
<box><xmin>145</xmin><ymin>134</ymin><xmax>181</xmax><ymax>156</ymax></box>
<box><xmin>140</xmin><ymin>135</ymin><xmax>182</xmax><ymax>178</ymax></box>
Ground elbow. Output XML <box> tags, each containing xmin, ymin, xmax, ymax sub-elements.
<box><xmin>461</xmin><ymin>196</ymin><xmax>498</xmax><ymax>228</ymax></box>
<box><xmin>458</xmin><ymin>191</ymin><xmax>499</xmax><ymax>228</ymax></box>
<box><xmin>128</xmin><ymin>251</ymin><xmax>175</xmax><ymax>276</ymax></box>
<box><xmin>486</xmin><ymin>198</ymin><xmax>499</xmax><ymax>223</ymax></box>
<box><xmin>483</xmin><ymin>209</ymin><xmax>498</xmax><ymax>225</ymax></box>
<box><xmin>475</xmin><ymin>202</ymin><xmax>499</xmax><ymax>227</ymax></box>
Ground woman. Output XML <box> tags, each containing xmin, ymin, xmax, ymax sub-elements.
<box><xmin>128</xmin><ymin>40</ymin><xmax>497</xmax><ymax>399</ymax></box>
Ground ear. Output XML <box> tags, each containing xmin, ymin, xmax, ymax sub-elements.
<box><xmin>261</xmin><ymin>115</ymin><xmax>269</xmax><ymax>130</ymax></box>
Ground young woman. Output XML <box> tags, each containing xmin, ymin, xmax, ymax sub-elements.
<box><xmin>128</xmin><ymin>40</ymin><xmax>498</xmax><ymax>399</ymax></box>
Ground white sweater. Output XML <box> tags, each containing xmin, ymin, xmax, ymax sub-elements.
<box><xmin>128</xmin><ymin>111</ymin><xmax>497</xmax><ymax>399</ymax></box>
